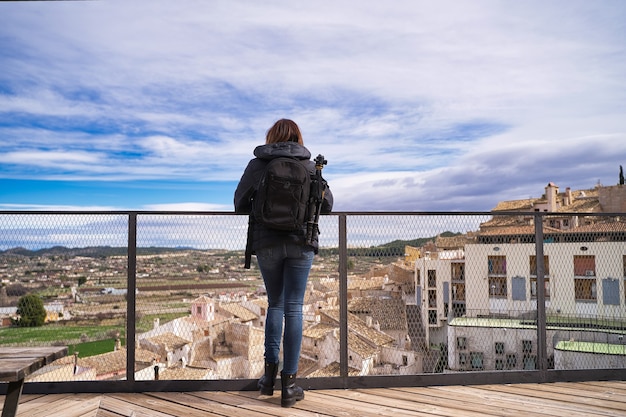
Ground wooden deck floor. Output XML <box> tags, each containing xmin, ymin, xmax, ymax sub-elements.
<box><xmin>2</xmin><ymin>380</ymin><xmax>626</xmax><ymax>417</ymax></box>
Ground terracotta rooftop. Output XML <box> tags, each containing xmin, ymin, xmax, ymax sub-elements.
<box><xmin>568</xmin><ymin>220</ymin><xmax>626</xmax><ymax>234</ymax></box>
<box><xmin>306</xmin><ymin>361</ymin><xmax>361</xmax><ymax>377</ymax></box>
<box><xmin>348</xmin><ymin>331</ymin><xmax>380</xmax><ymax>358</ymax></box>
<box><xmin>146</xmin><ymin>332</ymin><xmax>191</xmax><ymax>351</ymax></box>
<box><xmin>45</xmin><ymin>347</ymin><xmax>156</xmax><ymax>379</ymax></box>
<box><xmin>159</xmin><ymin>364</ymin><xmax>216</xmax><ymax>380</ymax></box>
<box><xmin>492</xmin><ymin>198</ymin><xmax>536</xmax><ymax>212</ymax></box>
<box><xmin>322</xmin><ymin>308</ymin><xmax>395</xmax><ymax>347</ymax></box>
<box><xmin>478</xmin><ymin>225</ymin><xmax>562</xmax><ymax>236</ymax></box>
<box><xmin>249</xmin><ymin>298</ymin><xmax>268</xmax><ymax>310</ymax></box>
<box><xmin>218</xmin><ymin>302</ymin><xmax>258</xmax><ymax>322</ymax></box>
<box><xmin>303</xmin><ymin>323</ymin><xmax>336</xmax><ymax>339</ymax></box>
<box><xmin>348</xmin><ymin>297</ymin><xmax>408</xmax><ymax>331</ymax></box>
<box><xmin>348</xmin><ymin>276</ymin><xmax>386</xmax><ymax>291</ymax></box>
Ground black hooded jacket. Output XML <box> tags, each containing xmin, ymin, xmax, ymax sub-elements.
<box><xmin>234</xmin><ymin>141</ymin><xmax>333</xmax><ymax>253</ymax></box>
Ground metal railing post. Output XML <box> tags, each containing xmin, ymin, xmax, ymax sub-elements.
<box><xmin>534</xmin><ymin>213</ymin><xmax>548</xmax><ymax>374</ymax></box>
<box><xmin>338</xmin><ymin>214</ymin><xmax>348</xmax><ymax>386</ymax></box>
<box><xmin>126</xmin><ymin>213</ymin><xmax>137</xmax><ymax>383</ymax></box>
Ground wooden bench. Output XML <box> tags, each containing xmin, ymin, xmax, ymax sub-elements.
<box><xmin>0</xmin><ymin>346</ymin><xmax>68</xmax><ymax>417</ymax></box>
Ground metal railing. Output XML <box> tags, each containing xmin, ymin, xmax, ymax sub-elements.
<box><xmin>0</xmin><ymin>210</ymin><xmax>624</xmax><ymax>395</ymax></box>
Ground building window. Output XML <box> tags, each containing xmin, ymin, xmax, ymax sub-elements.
<box><xmin>523</xmin><ymin>354</ymin><xmax>537</xmax><ymax>370</ymax></box>
<box><xmin>428</xmin><ymin>269</ymin><xmax>437</xmax><ymax>287</ymax></box>
<box><xmin>574</xmin><ymin>277</ymin><xmax>597</xmax><ymax>301</ymax></box>
<box><xmin>428</xmin><ymin>310</ymin><xmax>437</xmax><ymax>325</ymax></box>
<box><xmin>495</xmin><ymin>342</ymin><xmax>505</xmax><ymax>355</ymax></box>
<box><xmin>451</xmin><ymin>263</ymin><xmax>465</xmax><ymax>281</ymax></box>
<box><xmin>506</xmin><ymin>354</ymin><xmax>517</xmax><ymax>370</ymax></box>
<box><xmin>470</xmin><ymin>352</ymin><xmax>484</xmax><ymax>370</ymax></box>
<box><xmin>457</xmin><ymin>337</ymin><xmax>467</xmax><ymax>350</ymax></box>
<box><xmin>530</xmin><ymin>255</ymin><xmax>550</xmax><ymax>276</ymax></box>
<box><xmin>530</xmin><ymin>276</ymin><xmax>550</xmax><ymax>299</ymax></box>
<box><xmin>522</xmin><ymin>340</ymin><xmax>533</xmax><ymax>353</ymax></box>
<box><xmin>574</xmin><ymin>255</ymin><xmax>597</xmax><ymax>301</ymax></box>
<box><xmin>488</xmin><ymin>255</ymin><xmax>507</xmax><ymax>275</ymax></box>
<box><xmin>495</xmin><ymin>358</ymin><xmax>504</xmax><ymax>370</ymax></box>
<box><xmin>452</xmin><ymin>281</ymin><xmax>466</xmax><ymax>301</ymax></box>
<box><xmin>574</xmin><ymin>255</ymin><xmax>595</xmax><ymax>277</ymax></box>
<box><xmin>489</xmin><ymin>276</ymin><xmax>507</xmax><ymax>298</ymax></box>
<box><xmin>428</xmin><ymin>289</ymin><xmax>437</xmax><ymax>308</ymax></box>
<box><xmin>459</xmin><ymin>353</ymin><xmax>468</xmax><ymax>369</ymax></box>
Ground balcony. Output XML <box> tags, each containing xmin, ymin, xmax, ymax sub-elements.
<box><xmin>1</xmin><ymin>210</ymin><xmax>625</xmax><ymax>398</ymax></box>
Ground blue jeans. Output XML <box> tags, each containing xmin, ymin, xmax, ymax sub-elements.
<box><xmin>256</xmin><ymin>243</ymin><xmax>314</xmax><ymax>375</ymax></box>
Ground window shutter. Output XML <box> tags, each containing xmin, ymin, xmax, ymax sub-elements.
<box><xmin>602</xmin><ymin>278</ymin><xmax>619</xmax><ymax>305</ymax></box>
<box><xmin>512</xmin><ymin>276</ymin><xmax>526</xmax><ymax>301</ymax></box>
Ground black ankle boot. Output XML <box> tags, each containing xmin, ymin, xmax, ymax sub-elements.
<box><xmin>258</xmin><ymin>361</ymin><xmax>279</xmax><ymax>395</ymax></box>
<box><xmin>281</xmin><ymin>371</ymin><xmax>304</xmax><ymax>408</ymax></box>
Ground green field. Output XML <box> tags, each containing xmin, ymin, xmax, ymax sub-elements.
<box><xmin>67</xmin><ymin>338</ymin><xmax>127</xmax><ymax>357</ymax></box>
<box><xmin>0</xmin><ymin>323</ymin><xmax>125</xmax><ymax>346</ymax></box>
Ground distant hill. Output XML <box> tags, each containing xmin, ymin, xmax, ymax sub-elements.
<box><xmin>1</xmin><ymin>232</ymin><xmax>461</xmax><ymax>258</ymax></box>
<box><xmin>0</xmin><ymin>246</ymin><xmax>194</xmax><ymax>258</ymax></box>
<box><xmin>348</xmin><ymin>232</ymin><xmax>459</xmax><ymax>257</ymax></box>
<box><xmin>322</xmin><ymin>231</ymin><xmax>462</xmax><ymax>257</ymax></box>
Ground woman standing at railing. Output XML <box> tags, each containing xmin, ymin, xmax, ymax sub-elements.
<box><xmin>234</xmin><ymin>118</ymin><xmax>333</xmax><ymax>407</ymax></box>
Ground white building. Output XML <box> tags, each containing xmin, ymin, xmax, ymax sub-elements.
<box><xmin>415</xmin><ymin>182</ymin><xmax>626</xmax><ymax>372</ymax></box>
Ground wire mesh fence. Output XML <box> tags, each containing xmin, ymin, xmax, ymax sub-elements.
<box><xmin>0</xmin><ymin>211</ymin><xmax>625</xmax><ymax>389</ymax></box>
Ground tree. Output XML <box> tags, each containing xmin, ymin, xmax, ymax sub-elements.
<box><xmin>620</xmin><ymin>165</ymin><xmax>624</xmax><ymax>185</ymax></box>
<box><xmin>15</xmin><ymin>294</ymin><xmax>46</xmax><ymax>327</ymax></box>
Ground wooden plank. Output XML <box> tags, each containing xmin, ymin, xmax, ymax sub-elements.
<box><xmin>0</xmin><ymin>347</ymin><xmax>67</xmax><ymax>361</ymax></box>
<box><xmin>525</xmin><ymin>382</ymin><xmax>626</xmax><ymax>407</ymax></box>
<box><xmin>0</xmin><ymin>346</ymin><xmax>68</xmax><ymax>375</ymax></box>
<box><xmin>476</xmin><ymin>382</ymin><xmax>626</xmax><ymax>412</ymax></box>
<box><xmin>431</xmin><ymin>385</ymin><xmax>619</xmax><ymax>417</ymax></box>
<box><xmin>191</xmin><ymin>390</ymin><xmax>327</xmax><ymax>417</ymax></box>
<box><xmin>109</xmin><ymin>393</ymin><xmax>226</xmax><ymax>417</ymax></box>
<box><xmin>15</xmin><ymin>393</ymin><xmax>101</xmax><ymax>417</ymax></box>
<box><xmin>95</xmin><ymin>409</ymin><xmax>125</xmax><ymax>417</ymax></box>
<box><xmin>0</xmin><ymin>393</ymin><xmax>61</xmax><ymax>414</ymax></box>
<box><xmin>99</xmin><ymin>396</ymin><xmax>176</xmax><ymax>417</ymax></box>
<box><xmin>148</xmin><ymin>392</ymin><xmax>272</xmax><ymax>417</ymax></box>
<box><xmin>8</xmin><ymin>393</ymin><xmax>78</xmax><ymax>416</ymax></box>
<box><xmin>580</xmin><ymin>380</ymin><xmax>626</xmax><ymax>392</ymax></box>
<box><xmin>0</xmin><ymin>346</ymin><xmax>68</xmax><ymax>381</ymax></box>
<box><xmin>95</xmin><ymin>409</ymin><xmax>124</xmax><ymax>417</ymax></box>
<box><xmin>320</xmin><ymin>387</ymin><xmax>501</xmax><ymax>417</ymax></box>
<box><xmin>298</xmin><ymin>390</ymin><xmax>430</xmax><ymax>417</ymax></box>
<box><xmin>396</xmin><ymin>384</ymin><xmax>603</xmax><ymax>417</ymax></box>
<box><xmin>0</xmin><ymin>358</ymin><xmax>46</xmax><ymax>381</ymax></box>
<box><xmin>363</xmin><ymin>386</ymin><xmax>552</xmax><ymax>417</ymax></box>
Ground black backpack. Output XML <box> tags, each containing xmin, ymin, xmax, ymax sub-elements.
<box><xmin>252</xmin><ymin>157</ymin><xmax>311</xmax><ymax>231</ymax></box>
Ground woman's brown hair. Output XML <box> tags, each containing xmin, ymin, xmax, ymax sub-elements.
<box><xmin>266</xmin><ymin>119</ymin><xmax>303</xmax><ymax>145</ymax></box>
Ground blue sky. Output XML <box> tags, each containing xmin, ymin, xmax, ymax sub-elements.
<box><xmin>1</xmin><ymin>0</ymin><xmax>625</xmax><ymax>212</ymax></box>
